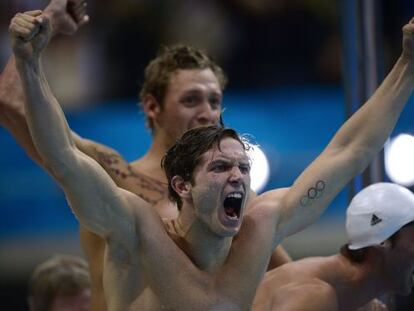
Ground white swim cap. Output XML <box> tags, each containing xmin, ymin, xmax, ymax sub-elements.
<box><xmin>346</xmin><ymin>182</ymin><xmax>414</xmax><ymax>250</ymax></box>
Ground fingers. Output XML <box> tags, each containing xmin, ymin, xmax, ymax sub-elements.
<box><xmin>68</xmin><ymin>0</ymin><xmax>89</xmax><ymax>25</ymax></box>
<box><xmin>78</xmin><ymin>14</ymin><xmax>90</xmax><ymax>26</ymax></box>
<box><xmin>403</xmin><ymin>23</ymin><xmax>414</xmax><ymax>35</ymax></box>
<box><xmin>73</xmin><ymin>0</ymin><xmax>87</xmax><ymax>16</ymax></box>
<box><xmin>9</xmin><ymin>12</ymin><xmax>42</xmax><ymax>41</ymax></box>
<box><xmin>23</xmin><ymin>10</ymin><xmax>42</xmax><ymax>17</ymax></box>
<box><xmin>403</xmin><ymin>17</ymin><xmax>414</xmax><ymax>35</ymax></box>
<box><xmin>9</xmin><ymin>12</ymin><xmax>51</xmax><ymax>43</ymax></box>
<box><xmin>36</xmin><ymin>15</ymin><xmax>51</xmax><ymax>28</ymax></box>
<box><xmin>25</xmin><ymin>15</ymin><xmax>51</xmax><ymax>43</ymax></box>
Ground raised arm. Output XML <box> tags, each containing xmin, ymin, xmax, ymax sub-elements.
<box><xmin>0</xmin><ymin>0</ymin><xmax>88</xmax><ymax>166</ymax></box>
<box><xmin>272</xmin><ymin>17</ymin><xmax>414</xmax><ymax>241</ymax></box>
<box><xmin>9</xmin><ymin>11</ymin><xmax>147</xmax><ymax>241</ymax></box>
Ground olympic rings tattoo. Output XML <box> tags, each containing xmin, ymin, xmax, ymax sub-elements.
<box><xmin>300</xmin><ymin>180</ymin><xmax>326</xmax><ymax>206</ymax></box>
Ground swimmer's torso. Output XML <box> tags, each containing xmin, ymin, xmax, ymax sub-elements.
<box><xmin>75</xmin><ymin>142</ymin><xmax>178</xmax><ymax>310</ymax></box>
<box><xmin>98</xmin><ymin>199</ymin><xmax>284</xmax><ymax>311</ymax></box>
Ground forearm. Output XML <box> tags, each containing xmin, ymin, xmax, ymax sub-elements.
<box><xmin>0</xmin><ymin>57</ymin><xmax>25</xmax><ymax>120</ymax></box>
<box><xmin>1</xmin><ymin>56</ymin><xmax>54</xmax><ymax>166</ymax></box>
<box><xmin>15</xmin><ymin>56</ymin><xmax>75</xmax><ymax>173</ymax></box>
<box><xmin>1</xmin><ymin>56</ymin><xmax>103</xmax><ymax>169</ymax></box>
<box><xmin>0</xmin><ymin>0</ymin><xmax>89</xmax><ymax>164</ymax></box>
<box><xmin>0</xmin><ymin>24</ymin><xmax>61</xmax><ymax>122</ymax></box>
<box><xmin>329</xmin><ymin>56</ymin><xmax>414</xmax><ymax>159</ymax></box>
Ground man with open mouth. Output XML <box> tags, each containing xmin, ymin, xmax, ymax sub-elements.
<box><xmin>0</xmin><ymin>2</ymin><xmax>291</xmax><ymax>309</ymax></box>
<box><xmin>9</xmin><ymin>8</ymin><xmax>414</xmax><ymax>310</ymax></box>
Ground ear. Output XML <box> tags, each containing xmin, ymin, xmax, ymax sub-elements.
<box><xmin>379</xmin><ymin>239</ymin><xmax>392</xmax><ymax>250</ymax></box>
<box><xmin>171</xmin><ymin>175</ymin><xmax>192</xmax><ymax>200</ymax></box>
<box><xmin>369</xmin><ymin>239</ymin><xmax>392</xmax><ymax>259</ymax></box>
<box><xmin>141</xmin><ymin>94</ymin><xmax>161</xmax><ymax>121</ymax></box>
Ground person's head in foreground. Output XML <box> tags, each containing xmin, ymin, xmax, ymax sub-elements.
<box><xmin>343</xmin><ymin>182</ymin><xmax>414</xmax><ymax>295</ymax></box>
<box><xmin>28</xmin><ymin>254</ymin><xmax>91</xmax><ymax>311</ymax></box>
<box><xmin>162</xmin><ymin>125</ymin><xmax>252</xmax><ymax>236</ymax></box>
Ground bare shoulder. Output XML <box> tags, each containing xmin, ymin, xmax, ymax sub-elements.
<box><xmin>246</xmin><ymin>187</ymin><xmax>290</xmax><ymax>224</ymax></box>
<box><xmin>249</xmin><ymin>187</ymin><xmax>290</xmax><ymax>210</ymax></box>
<box><xmin>282</xmin><ymin>280</ymin><xmax>338</xmax><ymax>311</ymax></box>
<box><xmin>254</xmin><ymin>278</ymin><xmax>338</xmax><ymax>311</ymax></box>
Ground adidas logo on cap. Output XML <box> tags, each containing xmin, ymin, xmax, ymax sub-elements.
<box><xmin>370</xmin><ymin>214</ymin><xmax>382</xmax><ymax>226</ymax></box>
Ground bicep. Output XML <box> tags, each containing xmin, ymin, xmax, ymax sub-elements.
<box><xmin>58</xmin><ymin>149</ymin><xmax>144</xmax><ymax>239</ymax></box>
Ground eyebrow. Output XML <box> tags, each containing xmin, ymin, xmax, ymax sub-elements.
<box><xmin>207</xmin><ymin>156</ymin><xmax>250</xmax><ymax>167</ymax></box>
<box><xmin>181</xmin><ymin>88</ymin><xmax>222</xmax><ymax>96</ymax></box>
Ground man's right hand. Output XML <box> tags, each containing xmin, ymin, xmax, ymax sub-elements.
<box><xmin>9</xmin><ymin>11</ymin><xmax>52</xmax><ymax>61</ymax></box>
<box><xmin>44</xmin><ymin>0</ymin><xmax>89</xmax><ymax>36</ymax></box>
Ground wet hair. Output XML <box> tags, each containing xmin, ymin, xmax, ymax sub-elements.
<box><xmin>139</xmin><ymin>44</ymin><xmax>228</xmax><ymax>130</ymax></box>
<box><xmin>28</xmin><ymin>255</ymin><xmax>90</xmax><ymax>311</ymax></box>
<box><xmin>340</xmin><ymin>245</ymin><xmax>369</xmax><ymax>263</ymax></box>
<box><xmin>161</xmin><ymin>125</ymin><xmax>249</xmax><ymax>210</ymax></box>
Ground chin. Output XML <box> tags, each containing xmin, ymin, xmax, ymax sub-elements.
<box><xmin>223</xmin><ymin>227</ymin><xmax>240</xmax><ymax>237</ymax></box>
<box><xmin>213</xmin><ymin>222</ymin><xmax>240</xmax><ymax>237</ymax></box>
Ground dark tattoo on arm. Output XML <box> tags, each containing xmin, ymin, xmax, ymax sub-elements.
<box><xmin>95</xmin><ymin>149</ymin><xmax>168</xmax><ymax>204</ymax></box>
<box><xmin>300</xmin><ymin>180</ymin><xmax>326</xmax><ymax>207</ymax></box>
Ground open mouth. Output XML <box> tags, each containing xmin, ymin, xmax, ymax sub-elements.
<box><xmin>223</xmin><ymin>192</ymin><xmax>243</xmax><ymax>219</ymax></box>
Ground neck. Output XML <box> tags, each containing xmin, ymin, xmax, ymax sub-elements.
<box><xmin>176</xmin><ymin>211</ymin><xmax>233</xmax><ymax>274</ymax></box>
<box><xmin>331</xmin><ymin>254</ymin><xmax>389</xmax><ymax>310</ymax></box>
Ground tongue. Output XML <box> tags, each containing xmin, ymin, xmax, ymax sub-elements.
<box><xmin>225</xmin><ymin>206</ymin><xmax>236</xmax><ymax>217</ymax></box>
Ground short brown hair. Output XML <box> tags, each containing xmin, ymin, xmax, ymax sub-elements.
<box><xmin>139</xmin><ymin>44</ymin><xmax>228</xmax><ymax>130</ymax></box>
<box><xmin>161</xmin><ymin>125</ymin><xmax>249</xmax><ymax>209</ymax></box>
<box><xmin>28</xmin><ymin>255</ymin><xmax>90</xmax><ymax>311</ymax></box>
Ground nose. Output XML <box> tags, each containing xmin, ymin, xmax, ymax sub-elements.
<box><xmin>228</xmin><ymin>166</ymin><xmax>243</xmax><ymax>185</ymax></box>
<box><xmin>197</xmin><ymin>101</ymin><xmax>219</xmax><ymax>126</ymax></box>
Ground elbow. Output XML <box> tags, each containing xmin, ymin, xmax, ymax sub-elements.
<box><xmin>345</xmin><ymin>146</ymin><xmax>375</xmax><ymax>175</ymax></box>
<box><xmin>324</xmin><ymin>144</ymin><xmax>374</xmax><ymax>179</ymax></box>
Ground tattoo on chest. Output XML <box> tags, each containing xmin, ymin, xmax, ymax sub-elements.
<box><xmin>96</xmin><ymin>150</ymin><xmax>168</xmax><ymax>204</ymax></box>
<box><xmin>300</xmin><ymin>180</ymin><xmax>326</xmax><ymax>207</ymax></box>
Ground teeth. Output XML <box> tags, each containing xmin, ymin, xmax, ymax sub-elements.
<box><xmin>227</xmin><ymin>192</ymin><xmax>242</xmax><ymax>199</ymax></box>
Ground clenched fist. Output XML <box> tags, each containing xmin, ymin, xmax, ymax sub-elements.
<box><xmin>9</xmin><ymin>11</ymin><xmax>52</xmax><ymax>61</ymax></box>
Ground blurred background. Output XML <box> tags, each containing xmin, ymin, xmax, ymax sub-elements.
<box><xmin>1</xmin><ymin>0</ymin><xmax>414</xmax><ymax>309</ymax></box>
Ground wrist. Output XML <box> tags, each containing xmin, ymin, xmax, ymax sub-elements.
<box><xmin>399</xmin><ymin>53</ymin><xmax>414</xmax><ymax>76</ymax></box>
<box><xmin>42</xmin><ymin>11</ymin><xmax>57</xmax><ymax>37</ymax></box>
<box><xmin>14</xmin><ymin>55</ymin><xmax>41</xmax><ymax>70</ymax></box>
